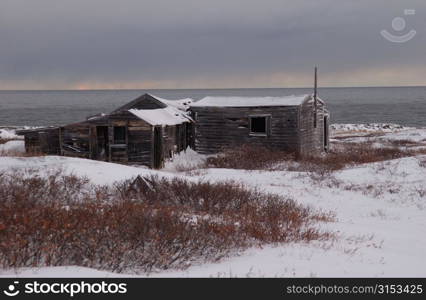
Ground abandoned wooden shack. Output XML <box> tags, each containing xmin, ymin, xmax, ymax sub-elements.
<box><xmin>18</xmin><ymin>91</ymin><xmax>330</xmax><ymax>167</ymax></box>
<box><xmin>189</xmin><ymin>94</ymin><xmax>329</xmax><ymax>156</ymax></box>
<box><xmin>17</xmin><ymin>94</ymin><xmax>193</xmax><ymax>168</ymax></box>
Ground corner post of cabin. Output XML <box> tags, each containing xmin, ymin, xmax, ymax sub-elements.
<box><xmin>125</xmin><ymin>120</ymin><xmax>129</xmax><ymax>163</ymax></box>
<box><xmin>314</xmin><ymin>66</ymin><xmax>318</xmax><ymax>128</ymax></box>
<box><xmin>150</xmin><ymin>125</ymin><xmax>155</xmax><ymax>169</ymax></box>
<box><xmin>59</xmin><ymin>126</ymin><xmax>63</xmax><ymax>156</ymax></box>
<box><xmin>296</xmin><ymin>104</ymin><xmax>302</xmax><ymax>158</ymax></box>
<box><xmin>108</xmin><ymin>122</ymin><xmax>113</xmax><ymax>162</ymax></box>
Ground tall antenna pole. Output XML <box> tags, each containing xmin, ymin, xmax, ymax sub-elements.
<box><xmin>314</xmin><ymin>66</ymin><xmax>318</xmax><ymax>128</ymax></box>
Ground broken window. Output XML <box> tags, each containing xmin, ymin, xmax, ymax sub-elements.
<box><xmin>249</xmin><ymin>116</ymin><xmax>270</xmax><ymax>135</ymax></box>
<box><xmin>113</xmin><ymin>126</ymin><xmax>126</xmax><ymax>144</ymax></box>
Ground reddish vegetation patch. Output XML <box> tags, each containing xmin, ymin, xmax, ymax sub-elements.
<box><xmin>0</xmin><ymin>171</ymin><xmax>332</xmax><ymax>273</ymax></box>
<box><xmin>301</xmin><ymin>142</ymin><xmax>413</xmax><ymax>171</ymax></box>
<box><xmin>206</xmin><ymin>144</ymin><xmax>295</xmax><ymax>170</ymax></box>
<box><xmin>206</xmin><ymin>143</ymin><xmax>426</xmax><ymax>172</ymax></box>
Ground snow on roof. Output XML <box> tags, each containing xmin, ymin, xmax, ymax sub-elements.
<box><xmin>126</xmin><ymin>94</ymin><xmax>193</xmax><ymax>126</ymax></box>
<box><xmin>129</xmin><ymin>106</ymin><xmax>191</xmax><ymax>126</ymax></box>
<box><xmin>151</xmin><ymin>94</ymin><xmax>193</xmax><ymax>111</ymax></box>
<box><xmin>190</xmin><ymin>94</ymin><xmax>310</xmax><ymax>108</ymax></box>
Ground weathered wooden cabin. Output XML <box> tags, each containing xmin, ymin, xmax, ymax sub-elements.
<box><xmin>18</xmin><ymin>90</ymin><xmax>330</xmax><ymax>166</ymax></box>
<box><xmin>18</xmin><ymin>126</ymin><xmax>61</xmax><ymax>155</ymax></box>
<box><xmin>189</xmin><ymin>94</ymin><xmax>329</xmax><ymax>156</ymax></box>
<box><xmin>18</xmin><ymin>94</ymin><xmax>193</xmax><ymax>168</ymax></box>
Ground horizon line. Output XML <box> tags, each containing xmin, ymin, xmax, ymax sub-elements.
<box><xmin>1</xmin><ymin>84</ymin><xmax>426</xmax><ymax>92</ymax></box>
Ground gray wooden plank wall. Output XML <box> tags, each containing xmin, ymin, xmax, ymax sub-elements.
<box><xmin>190</xmin><ymin>106</ymin><xmax>300</xmax><ymax>154</ymax></box>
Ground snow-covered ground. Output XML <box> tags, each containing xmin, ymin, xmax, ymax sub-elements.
<box><xmin>0</xmin><ymin>140</ymin><xmax>25</xmax><ymax>153</ymax></box>
<box><xmin>331</xmin><ymin>123</ymin><xmax>426</xmax><ymax>145</ymax></box>
<box><xmin>331</xmin><ymin>123</ymin><xmax>413</xmax><ymax>133</ymax></box>
<box><xmin>0</xmin><ymin>156</ymin><xmax>172</xmax><ymax>185</ymax></box>
<box><xmin>163</xmin><ymin>147</ymin><xmax>208</xmax><ymax>172</ymax></box>
<box><xmin>1</xmin><ymin>124</ymin><xmax>426</xmax><ymax>277</ymax></box>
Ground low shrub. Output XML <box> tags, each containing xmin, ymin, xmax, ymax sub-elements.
<box><xmin>0</xmin><ymin>170</ymin><xmax>332</xmax><ymax>273</ymax></box>
<box><xmin>388</xmin><ymin>139</ymin><xmax>422</xmax><ymax>147</ymax></box>
<box><xmin>205</xmin><ymin>144</ymin><xmax>294</xmax><ymax>170</ymax></box>
<box><xmin>0</xmin><ymin>149</ymin><xmax>44</xmax><ymax>157</ymax></box>
<box><xmin>205</xmin><ymin>142</ymin><xmax>426</xmax><ymax>174</ymax></box>
<box><xmin>300</xmin><ymin>142</ymin><xmax>411</xmax><ymax>172</ymax></box>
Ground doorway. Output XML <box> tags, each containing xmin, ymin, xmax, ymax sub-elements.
<box><xmin>96</xmin><ymin>126</ymin><xmax>109</xmax><ymax>161</ymax></box>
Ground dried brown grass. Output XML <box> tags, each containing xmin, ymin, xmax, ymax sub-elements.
<box><xmin>205</xmin><ymin>142</ymin><xmax>426</xmax><ymax>174</ymax></box>
<box><xmin>301</xmin><ymin>142</ymin><xmax>415</xmax><ymax>172</ymax></box>
<box><xmin>0</xmin><ymin>150</ymin><xmax>45</xmax><ymax>157</ymax></box>
<box><xmin>205</xmin><ymin>144</ymin><xmax>295</xmax><ymax>170</ymax></box>
<box><xmin>0</xmin><ymin>170</ymin><xmax>332</xmax><ymax>273</ymax></box>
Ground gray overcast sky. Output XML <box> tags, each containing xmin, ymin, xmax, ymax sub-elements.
<box><xmin>0</xmin><ymin>0</ymin><xmax>425</xmax><ymax>89</ymax></box>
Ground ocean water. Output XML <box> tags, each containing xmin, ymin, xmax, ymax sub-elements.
<box><xmin>0</xmin><ymin>87</ymin><xmax>425</xmax><ymax>127</ymax></box>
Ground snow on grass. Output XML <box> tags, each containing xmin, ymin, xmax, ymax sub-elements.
<box><xmin>381</xmin><ymin>129</ymin><xmax>426</xmax><ymax>143</ymax></box>
<box><xmin>331</xmin><ymin>123</ymin><xmax>426</xmax><ymax>150</ymax></box>
<box><xmin>151</xmin><ymin>156</ymin><xmax>426</xmax><ymax>277</ymax></box>
<box><xmin>2</xmin><ymin>154</ymin><xmax>425</xmax><ymax>277</ymax></box>
<box><xmin>331</xmin><ymin>123</ymin><xmax>414</xmax><ymax>134</ymax></box>
<box><xmin>0</xmin><ymin>156</ymin><xmax>169</xmax><ymax>185</ymax></box>
<box><xmin>163</xmin><ymin>147</ymin><xmax>208</xmax><ymax>172</ymax></box>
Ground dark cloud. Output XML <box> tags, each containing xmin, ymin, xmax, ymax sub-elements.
<box><xmin>0</xmin><ymin>0</ymin><xmax>425</xmax><ymax>89</ymax></box>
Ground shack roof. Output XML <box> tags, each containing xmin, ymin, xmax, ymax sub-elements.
<box><xmin>190</xmin><ymin>94</ymin><xmax>311</xmax><ymax>108</ymax></box>
<box><xmin>129</xmin><ymin>106</ymin><xmax>191</xmax><ymax>126</ymax></box>
<box><xmin>16</xmin><ymin>126</ymin><xmax>59</xmax><ymax>135</ymax></box>
<box><xmin>151</xmin><ymin>94</ymin><xmax>193</xmax><ymax>111</ymax></box>
<box><xmin>125</xmin><ymin>94</ymin><xmax>192</xmax><ymax>126</ymax></box>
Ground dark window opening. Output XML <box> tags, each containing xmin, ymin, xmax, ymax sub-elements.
<box><xmin>113</xmin><ymin>126</ymin><xmax>126</xmax><ymax>144</ymax></box>
<box><xmin>250</xmin><ymin>116</ymin><xmax>268</xmax><ymax>135</ymax></box>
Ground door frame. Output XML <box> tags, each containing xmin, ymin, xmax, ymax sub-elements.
<box><xmin>95</xmin><ymin>126</ymin><xmax>110</xmax><ymax>161</ymax></box>
<box><xmin>153</xmin><ymin>126</ymin><xmax>163</xmax><ymax>169</ymax></box>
